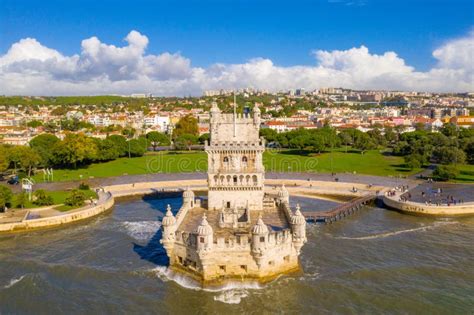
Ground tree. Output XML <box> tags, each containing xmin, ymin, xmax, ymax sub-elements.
<box><xmin>260</xmin><ymin>128</ymin><xmax>278</xmax><ymax>143</ymax></box>
<box><xmin>353</xmin><ymin>132</ymin><xmax>376</xmax><ymax>154</ymax></box>
<box><xmin>52</xmin><ymin>133</ymin><xmax>97</xmax><ymax>168</ymax></box>
<box><xmin>146</xmin><ymin>131</ymin><xmax>170</xmax><ymax>151</ymax></box>
<box><xmin>465</xmin><ymin>141</ymin><xmax>474</xmax><ymax>164</ymax></box>
<box><xmin>33</xmin><ymin>189</ymin><xmax>54</xmax><ymax>206</ymax></box>
<box><xmin>27</xmin><ymin>120</ymin><xmax>43</xmax><ymax>128</ymax></box>
<box><xmin>338</xmin><ymin>130</ymin><xmax>353</xmax><ymax>152</ymax></box>
<box><xmin>8</xmin><ymin>146</ymin><xmax>41</xmax><ymax>176</ymax></box>
<box><xmin>174</xmin><ymin>134</ymin><xmax>198</xmax><ymax>151</ymax></box>
<box><xmin>198</xmin><ymin>133</ymin><xmax>210</xmax><ymax>145</ymax></box>
<box><xmin>404</xmin><ymin>154</ymin><xmax>422</xmax><ymax>170</ymax></box>
<box><xmin>173</xmin><ymin>115</ymin><xmax>199</xmax><ymax>138</ymax></box>
<box><xmin>384</xmin><ymin>127</ymin><xmax>397</xmax><ymax>144</ymax></box>
<box><xmin>0</xmin><ymin>145</ymin><xmax>9</xmax><ymax>173</ymax></box>
<box><xmin>367</xmin><ymin>128</ymin><xmax>387</xmax><ymax>147</ymax></box>
<box><xmin>128</xmin><ymin>139</ymin><xmax>146</xmax><ymax>157</ymax></box>
<box><xmin>432</xmin><ymin>146</ymin><xmax>466</xmax><ymax>165</ymax></box>
<box><xmin>65</xmin><ymin>189</ymin><xmax>86</xmax><ymax>207</ymax></box>
<box><xmin>0</xmin><ymin>186</ymin><xmax>13</xmax><ymax>212</ymax></box>
<box><xmin>107</xmin><ymin>135</ymin><xmax>128</xmax><ymax>157</ymax></box>
<box><xmin>433</xmin><ymin>165</ymin><xmax>459</xmax><ymax>181</ymax></box>
<box><xmin>30</xmin><ymin>133</ymin><xmax>60</xmax><ymax>167</ymax></box>
<box><xmin>440</xmin><ymin>123</ymin><xmax>458</xmax><ymax>137</ymax></box>
<box><xmin>121</xmin><ymin>127</ymin><xmax>136</xmax><ymax>138</ymax></box>
<box><xmin>94</xmin><ymin>138</ymin><xmax>120</xmax><ymax>161</ymax></box>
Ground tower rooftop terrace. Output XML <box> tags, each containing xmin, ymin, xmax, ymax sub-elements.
<box><xmin>177</xmin><ymin>207</ymin><xmax>289</xmax><ymax>238</ymax></box>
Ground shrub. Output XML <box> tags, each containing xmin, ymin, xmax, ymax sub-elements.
<box><xmin>33</xmin><ymin>189</ymin><xmax>54</xmax><ymax>206</ymax></box>
<box><xmin>16</xmin><ymin>192</ymin><xmax>28</xmax><ymax>208</ymax></box>
<box><xmin>64</xmin><ymin>189</ymin><xmax>86</xmax><ymax>207</ymax></box>
<box><xmin>78</xmin><ymin>182</ymin><xmax>90</xmax><ymax>190</ymax></box>
<box><xmin>0</xmin><ymin>186</ymin><xmax>13</xmax><ymax>211</ymax></box>
<box><xmin>433</xmin><ymin>165</ymin><xmax>459</xmax><ymax>181</ymax></box>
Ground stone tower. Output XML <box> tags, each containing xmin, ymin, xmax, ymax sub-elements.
<box><xmin>205</xmin><ymin>102</ymin><xmax>265</xmax><ymax>212</ymax></box>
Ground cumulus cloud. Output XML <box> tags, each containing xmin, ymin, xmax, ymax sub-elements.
<box><xmin>0</xmin><ymin>29</ymin><xmax>472</xmax><ymax>95</ymax></box>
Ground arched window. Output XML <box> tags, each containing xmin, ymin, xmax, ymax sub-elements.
<box><xmin>223</xmin><ymin>156</ymin><xmax>230</xmax><ymax>170</ymax></box>
<box><xmin>252</xmin><ymin>175</ymin><xmax>258</xmax><ymax>186</ymax></box>
<box><xmin>242</xmin><ymin>156</ymin><xmax>248</xmax><ymax>168</ymax></box>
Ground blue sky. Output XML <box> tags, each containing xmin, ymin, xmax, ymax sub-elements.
<box><xmin>0</xmin><ymin>0</ymin><xmax>472</xmax><ymax>95</ymax></box>
<box><xmin>1</xmin><ymin>0</ymin><xmax>472</xmax><ymax>70</ymax></box>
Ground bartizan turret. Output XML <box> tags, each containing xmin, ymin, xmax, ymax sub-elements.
<box><xmin>195</xmin><ymin>214</ymin><xmax>213</xmax><ymax>252</ymax></box>
<box><xmin>253</xmin><ymin>104</ymin><xmax>261</xmax><ymax>126</ymax></box>
<box><xmin>182</xmin><ymin>186</ymin><xmax>195</xmax><ymax>208</ymax></box>
<box><xmin>277</xmin><ymin>184</ymin><xmax>290</xmax><ymax>204</ymax></box>
<box><xmin>290</xmin><ymin>204</ymin><xmax>306</xmax><ymax>254</ymax></box>
<box><xmin>160</xmin><ymin>204</ymin><xmax>176</xmax><ymax>257</ymax></box>
<box><xmin>251</xmin><ymin>215</ymin><xmax>269</xmax><ymax>268</ymax></box>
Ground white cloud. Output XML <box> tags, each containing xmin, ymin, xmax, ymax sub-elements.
<box><xmin>0</xmin><ymin>29</ymin><xmax>472</xmax><ymax>96</ymax></box>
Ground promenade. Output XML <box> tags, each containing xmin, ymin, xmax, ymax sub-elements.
<box><xmin>2</xmin><ymin>172</ymin><xmax>472</xmax><ymax>234</ymax></box>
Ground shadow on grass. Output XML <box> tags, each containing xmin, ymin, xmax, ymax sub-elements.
<box><xmin>277</xmin><ymin>150</ymin><xmax>312</xmax><ymax>156</ymax></box>
<box><xmin>277</xmin><ymin>149</ymin><xmax>341</xmax><ymax>156</ymax></box>
<box><xmin>391</xmin><ymin>163</ymin><xmax>413</xmax><ymax>173</ymax></box>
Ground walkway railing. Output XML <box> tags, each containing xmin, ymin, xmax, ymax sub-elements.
<box><xmin>304</xmin><ymin>193</ymin><xmax>376</xmax><ymax>223</ymax></box>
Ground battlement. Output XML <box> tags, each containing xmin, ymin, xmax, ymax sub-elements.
<box><xmin>211</xmin><ymin>112</ymin><xmax>257</xmax><ymax>124</ymax></box>
<box><xmin>205</xmin><ymin>139</ymin><xmax>265</xmax><ymax>151</ymax></box>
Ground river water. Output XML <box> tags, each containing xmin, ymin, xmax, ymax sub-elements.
<box><xmin>0</xmin><ymin>195</ymin><xmax>473</xmax><ymax>314</ymax></box>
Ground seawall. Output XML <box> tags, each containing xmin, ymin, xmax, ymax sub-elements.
<box><xmin>0</xmin><ymin>192</ymin><xmax>114</xmax><ymax>234</ymax></box>
<box><xmin>382</xmin><ymin>193</ymin><xmax>474</xmax><ymax>216</ymax></box>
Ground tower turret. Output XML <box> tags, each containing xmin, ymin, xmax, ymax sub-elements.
<box><xmin>160</xmin><ymin>204</ymin><xmax>177</xmax><ymax>257</ymax></box>
<box><xmin>290</xmin><ymin>204</ymin><xmax>307</xmax><ymax>254</ymax></box>
<box><xmin>251</xmin><ymin>215</ymin><xmax>269</xmax><ymax>268</ymax></box>
<box><xmin>277</xmin><ymin>184</ymin><xmax>290</xmax><ymax>204</ymax></box>
<box><xmin>182</xmin><ymin>186</ymin><xmax>195</xmax><ymax>208</ymax></box>
<box><xmin>195</xmin><ymin>214</ymin><xmax>213</xmax><ymax>252</ymax></box>
<box><xmin>209</xmin><ymin>102</ymin><xmax>220</xmax><ymax>144</ymax></box>
<box><xmin>253</xmin><ymin>104</ymin><xmax>261</xmax><ymax>126</ymax></box>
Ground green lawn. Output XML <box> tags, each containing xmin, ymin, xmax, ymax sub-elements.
<box><xmin>263</xmin><ymin>149</ymin><xmax>417</xmax><ymax>176</ymax></box>
<box><xmin>12</xmin><ymin>189</ymin><xmax>97</xmax><ymax>210</ymax></box>
<box><xmin>455</xmin><ymin>164</ymin><xmax>474</xmax><ymax>182</ymax></box>
<box><xmin>31</xmin><ymin>149</ymin><xmax>421</xmax><ymax>183</ymax></box>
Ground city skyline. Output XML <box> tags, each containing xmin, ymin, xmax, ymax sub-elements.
<box><xmin>0</xmin><ymin>0</ymin><xmax>473</xmax><ymax>95</ymax></box>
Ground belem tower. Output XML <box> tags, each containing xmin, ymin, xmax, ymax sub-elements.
<box><xmin>160</xmin><ymin>102</ymin><xmax>307</xmax><ymax>285</ymax></box>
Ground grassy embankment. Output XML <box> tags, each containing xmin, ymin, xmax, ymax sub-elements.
<box><xmin>12</xmin><ymin>189</ymin><xmax>97</xmax><ymax>212</ymax></box>
<box><xmin>31</xmin><ymin>149</ymin><xmax>424</xmax><ymax>183</ymax></box>
<box><xmin>456</xmin><ymin>164</ymin><xmax>474</xmax><ymax>182</ymax></box>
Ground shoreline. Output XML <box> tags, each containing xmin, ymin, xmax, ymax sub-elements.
<box><xmin>1</xmin><ymin>174</ymin><xmax>473</xmax><ymax>235</ymax></box>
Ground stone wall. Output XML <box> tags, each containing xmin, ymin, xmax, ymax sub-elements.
<box><xmin>0</xmin><ymin>192</ymin><xmax>114</xmax><ymax>234</ymax></box>
<box><xmin>383</xmin><ymin>194</ymin><xmax>474</xmax><ymax>216</ymax></box>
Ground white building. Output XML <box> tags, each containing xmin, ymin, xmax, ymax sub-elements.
<box><xmin>143</xmin><ymin>115</ymin><xmax>170</xmax><ymax>132</ymax></box>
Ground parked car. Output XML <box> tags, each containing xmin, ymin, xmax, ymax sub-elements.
<box><xmin>7</xmin><ymin>175</ymin><xmax>19</xmax><ymax>185</ymax></box>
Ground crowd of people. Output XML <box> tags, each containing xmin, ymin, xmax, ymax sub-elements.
<box><xmin>387</xmin><ymin>185</ymin><xmax>466</xmax><ymax>207</ymax></box>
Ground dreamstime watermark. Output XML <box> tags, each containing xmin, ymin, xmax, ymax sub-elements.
<box><xmin>144</xmin><ymin>143</ymin><xmax>321</xmax><ymax>174</ymax></box>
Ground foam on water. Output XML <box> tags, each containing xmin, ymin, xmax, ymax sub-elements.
<box><xmin>120</xmin><ymin>221</ymin><xmax>162</xmax><ymax>241</ymax></box>
<box><xmin>152</xmin><ymin>266</ymin><xmax>263</xmax><ymax>292</ymax></box>
<box><xmin>151</xmin><ymin>266</ymin><xmax>266</xmax><ymax>304</ymax></box>
<box><xmin>335</xmin><ymin>221</ymin><xmax>458</xmax><ymax>240</ymax></box>
<box><xmin>3</xmin><ymin>275</ymin><xmax>26</xmax><ymax>289</ymax></box>
<box><xmin>213</xmin><ymin>289</ymin><xmax>249</xmax><ymax>304</ymax></box>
